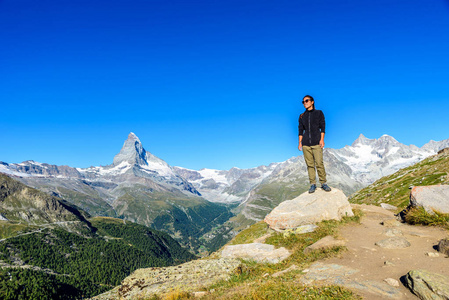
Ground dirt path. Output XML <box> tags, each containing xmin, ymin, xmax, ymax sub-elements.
<box><xmin>319</xmin><ymin>204</ymin><xmax>449</xmax><ymax>299</ymax></box>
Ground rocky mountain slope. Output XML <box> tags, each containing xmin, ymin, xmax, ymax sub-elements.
<box><xmin>0</xmin><ymin>133</ymin><xmax>234</xmax><ymax>252</ymax></box>
<box><xmin>350</xmin><ymin>147</ymin><xmax>449</xmax><ymax>208</ymax></box>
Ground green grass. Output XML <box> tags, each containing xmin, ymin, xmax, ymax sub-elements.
<box><xmin>0</xmin><ymin>222</ymin><xmax>36</xmax><ymax>239</ymax></box>
<box><xmin>195</xmin><ymin>209</ymin><xmax>363</xmax><ymax>300</ymax></box>
<box><xmin>404</xmin><ymin>207</ymin><xmax>449</xmax><ymax>228</ymax></box>
<box><xmin>228</xmin><ymin>221</ymin><xmax>269</xmax><ymax>245</ymax></box>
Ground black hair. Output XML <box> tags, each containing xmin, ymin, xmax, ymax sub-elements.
<box><xmin>300</xmin><ymin>95</ymin><xmax>315</xmax><ymax>118</ymax></box>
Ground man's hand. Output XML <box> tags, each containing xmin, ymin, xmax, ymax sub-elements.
<box><xmin>319</xmin><ymin>140</ymin><xmax>325</xmax><ymax>149</ymax></box>
<box><xmin>298</xmin><ymin>144</ymin><xmax>302</xmax><ymax>151</ymax></box>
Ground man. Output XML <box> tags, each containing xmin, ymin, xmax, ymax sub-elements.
<box><xmin>298</xmin><ymin>95</ymin><xmax>331</xmax><ymax>193</ymax></box>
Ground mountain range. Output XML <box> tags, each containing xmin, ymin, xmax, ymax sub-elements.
<box><xmin>1</xmin><ymin>132</ymin><xmax>448</xmax><ymax>252</ymax></box>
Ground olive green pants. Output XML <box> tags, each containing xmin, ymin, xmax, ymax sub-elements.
<box><xmin>303</xmin><ymin>145</ymin><xmax>327</xmax><ymax>185</ymax></box>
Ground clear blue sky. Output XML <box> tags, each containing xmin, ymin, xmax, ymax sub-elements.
<box><xmin>1</xmin><ymin>0</ymin><xmax>448</xmax><ymax>170</ymax></box>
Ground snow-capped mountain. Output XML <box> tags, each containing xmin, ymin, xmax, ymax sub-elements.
<box><xmin>0</xmin><ymin>133</ymin><xmax>233</xmax><ymax>252</ymax></box>
<box><xmin>174</xmin><ymin>163</ymin><xmax>281</xmax><ymax>203</ymax></box>
<box><xmin>75</xmin><ymin>132</ymin><xmax>199</xmax><ymax>195</ymax></box>
<box><xmin>233</xmin><ymin>134</ymin><xmax>449</xmax><ymax>223</ymax></box>
<box><xmin>329</xmin><ymin>134</ymin><xmax>447</xmax><ymax>185</ymax></box>
<box><xmin>1</xmin><ymin>132</ymin><xmax>448</xmax><ymax>252</ymax></box>
<box><xmin>174</xmin><ymin>134</ymin><xmax>449</xmax><ymax>207</ymax></box>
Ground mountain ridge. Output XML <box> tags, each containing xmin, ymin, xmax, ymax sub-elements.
<box><xmin>1</xmin><ymin>133</ymin><xmax>448</xmax><ymax>252</ymax></box>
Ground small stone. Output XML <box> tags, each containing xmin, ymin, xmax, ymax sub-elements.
<box><xmin>262</xmin><ymin>273</ymin><xmax>270</xmax><ymax>278</ymax></box>
<box><xmin>383</xmin><ymin>228</ymin><xmax>403</xmax><ymax>237</ymax></box>
<box><xmin>380</xmin><ymin>219</ymin><xmax>401</xmax><ymax>227</ymax></box>
<box><xmin>192</xmin><ymin>291</ymin><xmax>208</xmax><ymax>298</ymax></box>
<box><xmin>375</xmin><ymin>237</ymin><xmax>411</xmax><ymax>249</ymax></box>
<box><xmin>271</xmin><ymin>265</ymin><xmax>298</xmax><ymax>278</ymax></box>
<box><xmin>360</xmin><ymin>246</ymin><xmax>377</xmax><ymax>251</ymax></box>
<box><xmin>381</xmin><ymin>203</ymin><xmax>398</xmax><ymax>210</ymax></box>
<box><xmin>383</xmin><ymin>261</ymin><xmax>395</xmax><ymax>267</ymax></box>
<box><xmin>425</xmin><ymin>252</ymin><xmax>440</xmax><ymax>258</ymax></box>
<box><xmin>438</xmin><ymin>238</ymin><xmax>449</xmax><ymax>256</ymax></box>
<box><xmin>303</xmin><ymin>236</ymin><xmax>346</xmax><ymax>254</ymax></box>
<box><xmin>384</xmin><ymin>278</ymin><xmax>400</xmax><ymax>287</ymax></box>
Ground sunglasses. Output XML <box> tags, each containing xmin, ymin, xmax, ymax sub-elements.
<box><xmin>302</xmin><ymin>99</ymin><xmax>312</xmax><ymax>104</ymax></box>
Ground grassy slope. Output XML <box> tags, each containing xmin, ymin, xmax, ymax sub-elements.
<box><xmin>200</xmin><ymin>210</ymin><xmax>363</xmax><ymax>300</ymax></box>
<box><xmin>350</xmin><ymin>150</ymin><xmax>449</xmax><ymax>208</ymax></box>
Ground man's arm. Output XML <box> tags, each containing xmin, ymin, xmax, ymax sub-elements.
<box><xmin>298</xmin><ymin>135</ymin><xmax>303</xmax><ymax>151</ymax></box>
<box><xmin>320</xmin><ymin>132</ymin><xmax>325</xmax><ymax>149</ymax></box>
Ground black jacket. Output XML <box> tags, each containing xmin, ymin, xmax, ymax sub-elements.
<box><xmin>298</xmin><ymin>109</ymin><xmax>326</xmax><ymax>146</ymax></box>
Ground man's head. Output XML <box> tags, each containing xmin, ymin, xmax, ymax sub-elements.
<box><xmin>302</xmin><ymin>95</ymin><xmax>315</xmax><ymax>111</ymax></box>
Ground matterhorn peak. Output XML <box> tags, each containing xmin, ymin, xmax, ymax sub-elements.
<box><xmin>113</xmin><ymin>132</ymin><xmax>147</xmax><ymax>166</ymax></box>
<box><xmin>127</xmin><ymin>132</ymin><xmax>140</xmax><ymax>141</ymax></box>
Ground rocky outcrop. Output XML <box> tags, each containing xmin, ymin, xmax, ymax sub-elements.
<box><xmin>301</xmin><ymin>262</ymin><xmax>402</xmax><ymax>299</ymax></box>
<box><xmin>221</xmin><ymin>243</ymin><xmax>291</xmax><ymax>263</ymax></box>
<box><xmin>410</xmin><ymin>185</ymin><xmax>449</xmax><ymax>214</ymax></box>
<box><xmin>405</xmin><ymin>269</ymin><xmax>449</xmax><ymax>300</ymax></box>
<box><xmin>264</xmin><ymin>188</ymin><xmax>353</xmax><ymax>231</ymax></box>
<box><xmin>91</xmin><ymin>258</ymin><xmax>241</xmax><ymax>300</ymax></box>
<box><xmin>0</xmin><ymin>174</ymin><xmax>90</xmax><ymax>225</ymax></box>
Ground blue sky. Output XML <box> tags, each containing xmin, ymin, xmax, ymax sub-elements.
<box><xmin>1</xmin><ymin>0</ymin><xmax>448</xmax><ymax>170</ymax></box>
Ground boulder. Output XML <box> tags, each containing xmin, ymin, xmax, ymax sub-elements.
<box><xmin>91</xmin><ymin>258</ymin><xmax>241</xmax><ymax>300</ymax></box>
<box><xmin>301</xmin><ymin>262</ymin><xmax>402</xmax><ymax>299</ymax></box>
<box><xmin>303</xmin><ymin>235</ymin><xmax>346</xmax><ymax>254</ymax></box>
<box><xmin>375</xmin><ymin>237</ymin><xmax>411</xmax><ymax>249</ymax></box>
<box><xmin>221</xmin><ymin>243</ymin><xmax>291</xmax><ymax>264</ymax></box>
<box><xmin>410</xmin><ymin>185</ymin><xmax>449</xmax><ymax>214</ymax></box>
<box><xmin>264</xmin><ymin>188</ymin><xmax>353</xmax><ymax>230</ymax></box>
<box><xmin>438</xmin><ymin>238</ymin><xmax>449</xmax><ymax>256</ymax></box>
<box><xmin>405</xmin><ymin>269</ymin><xmax>449</xmax><ymax>300</ymax></box>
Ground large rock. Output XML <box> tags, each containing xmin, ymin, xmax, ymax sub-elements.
<box><xmin>264</xmin><ymin>188</ymin><xmax>353</xmax><ymax>230</ymax></box>
<box><xmin>91</xmin><ymin>258</ymin><xmax>241</xmax><ymax>300</ymax></box>
<box><xmin>405</xmin><ymin>269</ymin><xmax>449</xmax><ymax>300</ymax></box>
<box><xmin>301</xmin><ymin>262</ymin><xmax>402</xmax><ymax>299</ymax></box>
<box><xmin>221</xmin><ymin>243</ymin><xmax>291</xmax><ymax>264</ymax></box>
<box><xmin>410</xmin><ymin>185</ymin><xmax>449</xmax><ymax>214</ymax></box>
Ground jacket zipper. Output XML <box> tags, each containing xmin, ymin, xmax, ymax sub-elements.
<box><xmin>308</xmin><ymin>112</ymin><xmax>312</xmax><ymax>144</ymax></box>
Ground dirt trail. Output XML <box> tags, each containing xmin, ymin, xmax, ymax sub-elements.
<box><xmin>321</xmin><ymin>204</ymin><xmax>449</xmax><ymax>299</ymax></box>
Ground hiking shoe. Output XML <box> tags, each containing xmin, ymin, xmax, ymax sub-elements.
<box><xmin>321</xmin><ymin>183</ymin><xmax>332</xmax><ymax>192</ymax></box>
<box><xmin>308</xmin><ymin>184</ymin><xmax>316</xmax><ymax>193</ymax></box>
